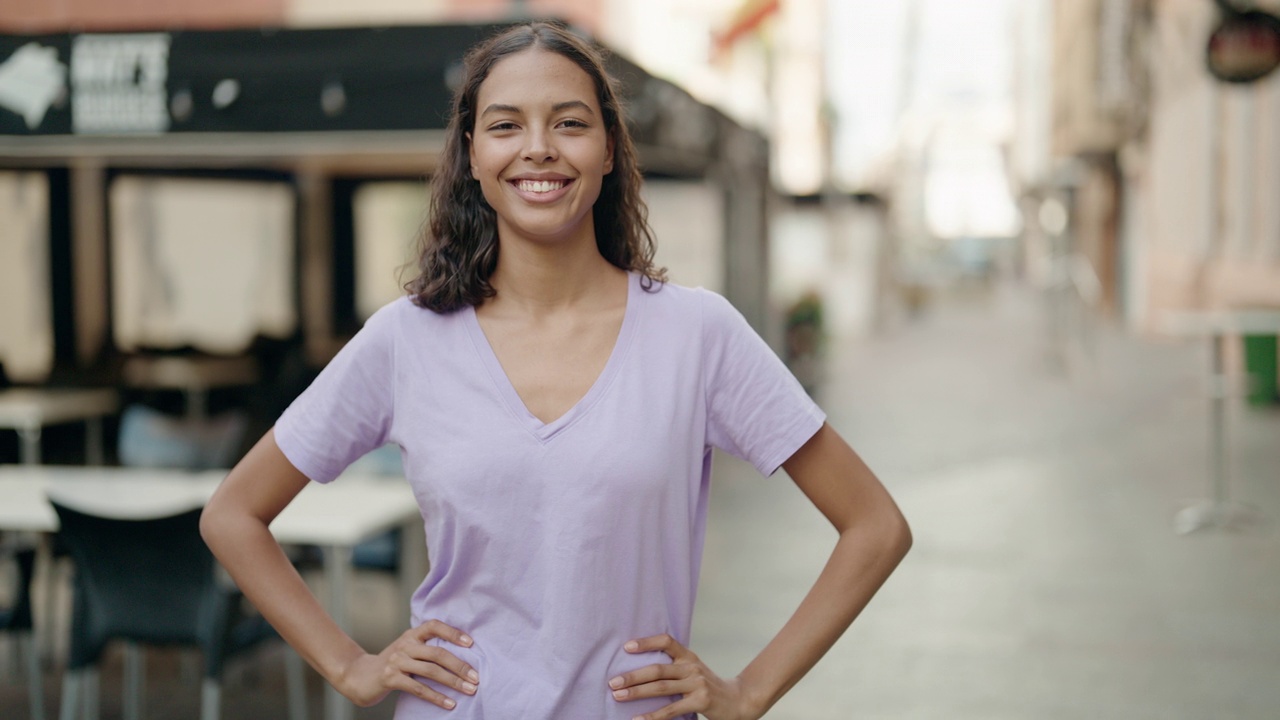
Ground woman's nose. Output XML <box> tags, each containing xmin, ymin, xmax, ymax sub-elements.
<box><xmin>522</xmin><ymin>128</ymin><xmax>557</xmax><ymax>162</ymax></box>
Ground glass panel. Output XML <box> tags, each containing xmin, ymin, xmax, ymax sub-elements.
<box><xmin>0</xmin><ymin>172</ymin><xmax>53</xmax><ymax>383</ymax></box>
<box><xmin>353</xmin><ymin>181</ymin><xmax>428</xmax><ymax>320</ymax></box>
<box><xmin>109</xmin><ymin>176</ymin><xmax>296</xmax><ymax>353</ymax></box>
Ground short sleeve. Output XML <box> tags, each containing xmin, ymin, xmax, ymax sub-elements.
<box><xmin>701</xmin><ymin>290</ymin><xmax>826</xmax><ymax>476</ymax></box>
<box><xmin>274</xmin><ymin>301</ymin><xmax>399</xmax><ymax>483</ymax></box>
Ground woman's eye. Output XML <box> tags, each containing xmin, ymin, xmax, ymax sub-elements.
<box><xmin>558</xmin><ymin>119</ymin><xmax>588</xmax><ymax>129</ymax></box>
<box><xmin>489</xmin><ymin>122</ymin><xmax>518</xmax><ymax>131</ymax></box>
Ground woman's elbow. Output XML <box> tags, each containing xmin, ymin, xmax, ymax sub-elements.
<box><xmin>199</xmin><ymin>491</ymin><xmax>253</xmax><ymax>556</ymax></box>
<box><xmin>862</xmin><ymin>499</ymin><xmax>912</xmax><ymax>566</ymax></box>
<box><xmin>887</xmin><ymin>507</ymin><xmax>912</xmax><ymax>562</ymax></box>
<box><xmin>199</xmin><ymin>500</ymin><xmax>230</xmax><ymax>552</ymax></box>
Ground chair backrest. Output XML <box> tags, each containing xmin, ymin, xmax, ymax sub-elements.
<box><xmin>0</xmin><ymin>547</ymin><xmax>36</xmax><ymax>632</ymax></box>
<box><xmin>50</xmin><ymin>501</ymin><xmax>227</xmax><ymax>671</ymax></box>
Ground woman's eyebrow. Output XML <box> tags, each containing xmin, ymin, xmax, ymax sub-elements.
<box><xmin>480</xmin><ymin>100</ymin><xmax>595</xmax><ymax>118</ymax></box>
<box><xmin>551</xmin><ymin>100</ymin><xmax>594</xmax><ymax>115</ymax></box>
<box><xmin>480</xmin><ymin>103</ymin><xmax>520</xmax><ymax>118</ymax></box>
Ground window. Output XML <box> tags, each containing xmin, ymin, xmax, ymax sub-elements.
<box><xmin>0</xmin><ymin>171</ymin><xmax>53</xmax><ymax>383</ymax></box>
<box><xmin>352</xmin><ymin>181</ymin><xmax>428</xmax><ymax>320</ymax></box>
<box><xmin>109</xmin><ymin>175</ymin><xmax>296</xmax><ymax>353</ymax></box>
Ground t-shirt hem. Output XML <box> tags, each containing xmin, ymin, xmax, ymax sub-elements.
<box><xmin>273</xmin><ymin>421</ymin><xmax>339</xmax><ymax>484</ymax></box>
<box><xmin>754</xmin><ymin>406</ymin><xmax>827</xmax><ymax>477</ymax></box>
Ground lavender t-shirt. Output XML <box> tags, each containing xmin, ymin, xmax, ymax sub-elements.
<box><xmin>275</xmin><ymin>273</ymin><xmax>825</xmax><ymax>719</ymax></box>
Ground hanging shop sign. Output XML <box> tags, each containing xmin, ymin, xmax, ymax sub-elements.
<box><xmin>1206</xmin><ymin>10</ymin><xmax>1280</xmax><ymax>83</ymax></box>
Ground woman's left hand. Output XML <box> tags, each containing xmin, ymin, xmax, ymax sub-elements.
<box><xmin>608</xmin><ymin>634</ymin><xmax>761</xmax><ymax>720</ymax></box>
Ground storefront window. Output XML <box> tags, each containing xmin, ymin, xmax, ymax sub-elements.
<box><xmin>0</xmin><ymin>171</ymin><xmax>54</xmax><ymax>383</ymax></box>
<box><xmin>109</xmin><ymin>175</ymin><xmax>296</xmax><ymax>353</ymax></box>
<box><xmin>352</xmin><ymin>181</ymin><xmax>427</xmax><ymax>320</ymax></box>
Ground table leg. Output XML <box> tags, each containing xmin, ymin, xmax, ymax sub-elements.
<box><xmin>35</xmin><ymin>534</ymin><xmax>56</xmax><ymax>668</ymax></box>
<box><xmin>1175</xmin><ymin>332</ymin><xmax>1265</xmax><ymax>533</ymax></box>
<box><xmin>186</xmin><ymin>389</ymin><xmax>208</xmax><ymax>423</ymax></box>
<box><xmin>324</xmin><ymin>545</ymin><xmax>354</xmax><ymax>720</ymax></box>
<box><xmin>18</xmin><ymin>426</ymin><xmax>40</xmax><ymax>465</ymax></box>
<box><xmin>86</xmin><ymin>417</ymin><xmax>105</xmax><ymax>465</ymax></box>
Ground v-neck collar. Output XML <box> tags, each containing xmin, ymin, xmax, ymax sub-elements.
<box><xmin>464</xmin><ymin>272</ymin><xmax>640</xmax><ymax>443</ymax></box>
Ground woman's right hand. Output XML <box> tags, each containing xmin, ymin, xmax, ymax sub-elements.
<box><xmin>337</xmin><ymin>620</ymin><xmax>480</xmax><ymax>709</ymax></box>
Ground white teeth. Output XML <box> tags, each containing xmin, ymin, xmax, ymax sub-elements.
<box><xmin>516</xmin><ymin>179</ymin><xmax>566</xmax><ymax>193</ymax></box>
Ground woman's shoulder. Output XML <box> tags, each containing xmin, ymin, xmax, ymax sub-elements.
<box><xmin>636</xmin><ymin>276</ymin><xmax>743</xmax><ymax>331</ymax></box>
<box><xmin>358</xmin><ymin>295</ymin><xmax>471</xmax><ymax>344</ymax></box>
<box><xmin>370</xmin><ymin>295</ymin><xmax>468</xmax><ymax>324</ymax></box>
<box><xmin>634</xmin><ymin>275</ymin><xmax>727</xmax><ymax>315</ymax></box>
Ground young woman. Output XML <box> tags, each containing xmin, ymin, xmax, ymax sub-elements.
<box><xmin>201</xmin><ymin>21</ymin><xmax>910</xmax><ymax>720</ymax></box>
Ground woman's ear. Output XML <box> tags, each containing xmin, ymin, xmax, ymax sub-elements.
<box><xmin>604</xmin><ymin>134</ymin><xmax>615</xmax><ymax>175</ymax></box>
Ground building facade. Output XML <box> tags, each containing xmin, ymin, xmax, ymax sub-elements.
<box><xmin>1029</xmin><ymin>0</ymin><xmax>1280</xmax><ymax>331</ymax></box>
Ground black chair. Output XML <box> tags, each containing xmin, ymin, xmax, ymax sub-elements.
<box><xmin>0</xmin><ymin>544</ymin><xmax>44</xmax><ymax>720</ymax></box>
<box><xmin>49</xmin><ymin>501</ymin><xmax>305</xmax><ymax>720</ymax></box>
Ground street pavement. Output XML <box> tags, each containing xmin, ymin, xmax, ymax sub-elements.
<box><xmin>3</xmin><ymin>280</ymin><xmax>1278</xmax><ymax>719</ymax></box>
<box><xmin>696</xmin><ymin>280</ymin><xmax>1280</xmax><ymax>719</ymax></box>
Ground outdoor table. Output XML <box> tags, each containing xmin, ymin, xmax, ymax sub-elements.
<box><xmin>1162</xmin><ymin>309</ymin><xmax>1280</xmax><ymax>533</ymax></box>
<box><xmin>0</xmin><ymin>388</ymin><xmax>119</xmax><ymax>464</ymax></box>
<box><xmin>0</xmin><ymin>464</ymin><xmax>425</xmax><ymax>720</ymax></box>
<box><xmin>121</xmin><ymin>355</ymin><xmax>259</xmax><ymax>421</ymax></box>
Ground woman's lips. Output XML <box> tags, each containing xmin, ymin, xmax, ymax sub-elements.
<box><xmin>514</xmin><ymin>178</ymin><xmax>569</xmax><ymax>193</ymax></box>
<box><xmin>509</xmin><ymin>178</ymin><xmax>574</xmax><ymax>201</ymax></box>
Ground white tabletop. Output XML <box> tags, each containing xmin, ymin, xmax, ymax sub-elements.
<box><xmin>0</xmin><ymin>465</ymin><xmax>419</xmax><ymax>548</ymax></box>
<box><xmin>0</xmin><ymin>388</ymin><xmax>120</xmax><ymax>429</ymax></box>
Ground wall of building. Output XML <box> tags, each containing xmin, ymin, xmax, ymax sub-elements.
<box><xmin>1139</xmin><ymin>0</ymin><xmax>1280</xmax><ymax>328</ymax></box>
<box><xmin>0</xmin><ymin>0</ymin><xmax>287</xmax><ymax>32</ymax></box>
<box><xmin>1042</xmin><ymin>0</ymin><xmax>1280</xmax><ymax>328</ymax></box>
<box><xmin>0</xmin><ymin>0</ymin><xmax>603</xmax><ymax>34</ymax></box>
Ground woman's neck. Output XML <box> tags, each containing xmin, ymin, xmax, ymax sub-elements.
<box><xmin>486</xmin><ymin>236</ymin><xmax>624</xmax><ymax>316</ymax></box>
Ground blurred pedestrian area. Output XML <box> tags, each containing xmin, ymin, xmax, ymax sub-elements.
<box><xmin>5</xmin><ymin>0</ymin><xmax>1280</xmax><ymax>718</ymax></box>
<box><xmin>711</xmin><ymin>213</ymin><xmax>1280</xmax><ymax>718</ymax></box>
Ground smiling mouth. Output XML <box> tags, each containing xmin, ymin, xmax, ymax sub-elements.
<box><xmin>513</xmin><ymin>179</ymin><xmax>570</xmax><ymax>193</ymax></box>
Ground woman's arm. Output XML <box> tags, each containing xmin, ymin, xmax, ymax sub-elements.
<box><xmin>734</xmin><ymin>421</ymin><xmax>911</xmax><ymax>713</ymax></box>
<box><xmin>612</xmin><ymin>422</ymin><xmax>911</xmax><ymax>719</ymax></box>
<box><xmin>200</xmin><ymin>429</ymin><xmax>480</xmax><ymax>709</ymax></box>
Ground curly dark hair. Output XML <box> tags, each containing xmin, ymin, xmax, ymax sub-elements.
<box><xmin>404</xmin><ymin>21</ymin><xmax>665</xmax><ymax>312</ymax></box>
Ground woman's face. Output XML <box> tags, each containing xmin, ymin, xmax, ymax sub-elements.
<box><xmin>468</xmin><ymin>48</ymin><xmax>615</xmax><ymax>247</ymax></box>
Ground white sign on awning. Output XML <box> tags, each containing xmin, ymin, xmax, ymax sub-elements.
<box><xmin>71</xmin><ymin>33</ymin><xmax>170</xmax><ymax>134</ymax></box>
<box><xmin>0</xmin><ymin>43</ymin><xmax>66</xmax><ymax>130</ymax></box>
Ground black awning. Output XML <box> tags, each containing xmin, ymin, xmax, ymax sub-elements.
<box><xmin>0</xmin><ymin>23</ymin><xmax>738</xmax><ymax>175</ymax></box>
<box><xmin>1</xmin><ymin>25</ymin><xmax>497</xmax><ymax>135</ymax></box>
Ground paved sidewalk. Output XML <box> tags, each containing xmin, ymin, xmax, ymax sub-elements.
<box><xmin>694</xmin><ymin>281</ymin><xmax>1280</xmax><ymax>719</ymax></box>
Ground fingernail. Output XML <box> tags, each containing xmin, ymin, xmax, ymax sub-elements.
<box><xmin>608</xmin><ymin>676</ymin><xmax>623</xmax><ymax>689</ymax></box>
<box><xmin>624</xmin><ymin>641</ymin><xmax>639</xmax><ymax>651</ymax></box>
<box><xmin>460</xmin><ymin>634</ymin><xmax>474</xmax><ymax>646</ymax></box>
<box><xmin>443</xmin><ymin>698</ymin><xmax>456</xmax><ymax>709</ymax></box>
<box><xmin>462</xmin><ymin>682</ymin><xmax>477</xmax><ymax>694</ymax></box>
<box><xmin>467</xmin><ymin>669</ymin><xmax>480</xmax><ymax>683</ymax></box>
<box><xmin>613</xmin><ymin>688</ymin><xmax>629</xmax><ymax>699</ymax></box>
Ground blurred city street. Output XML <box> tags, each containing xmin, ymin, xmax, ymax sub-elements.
<box><xmin>5</xmin><ymin>0</ymin><xmax>1280</xmax><ymax>718</ymax></box>
<box><xmin>698</xmin><ymin>279</ymin><xmax>1280</xmax><ymax>719</ymax></box>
